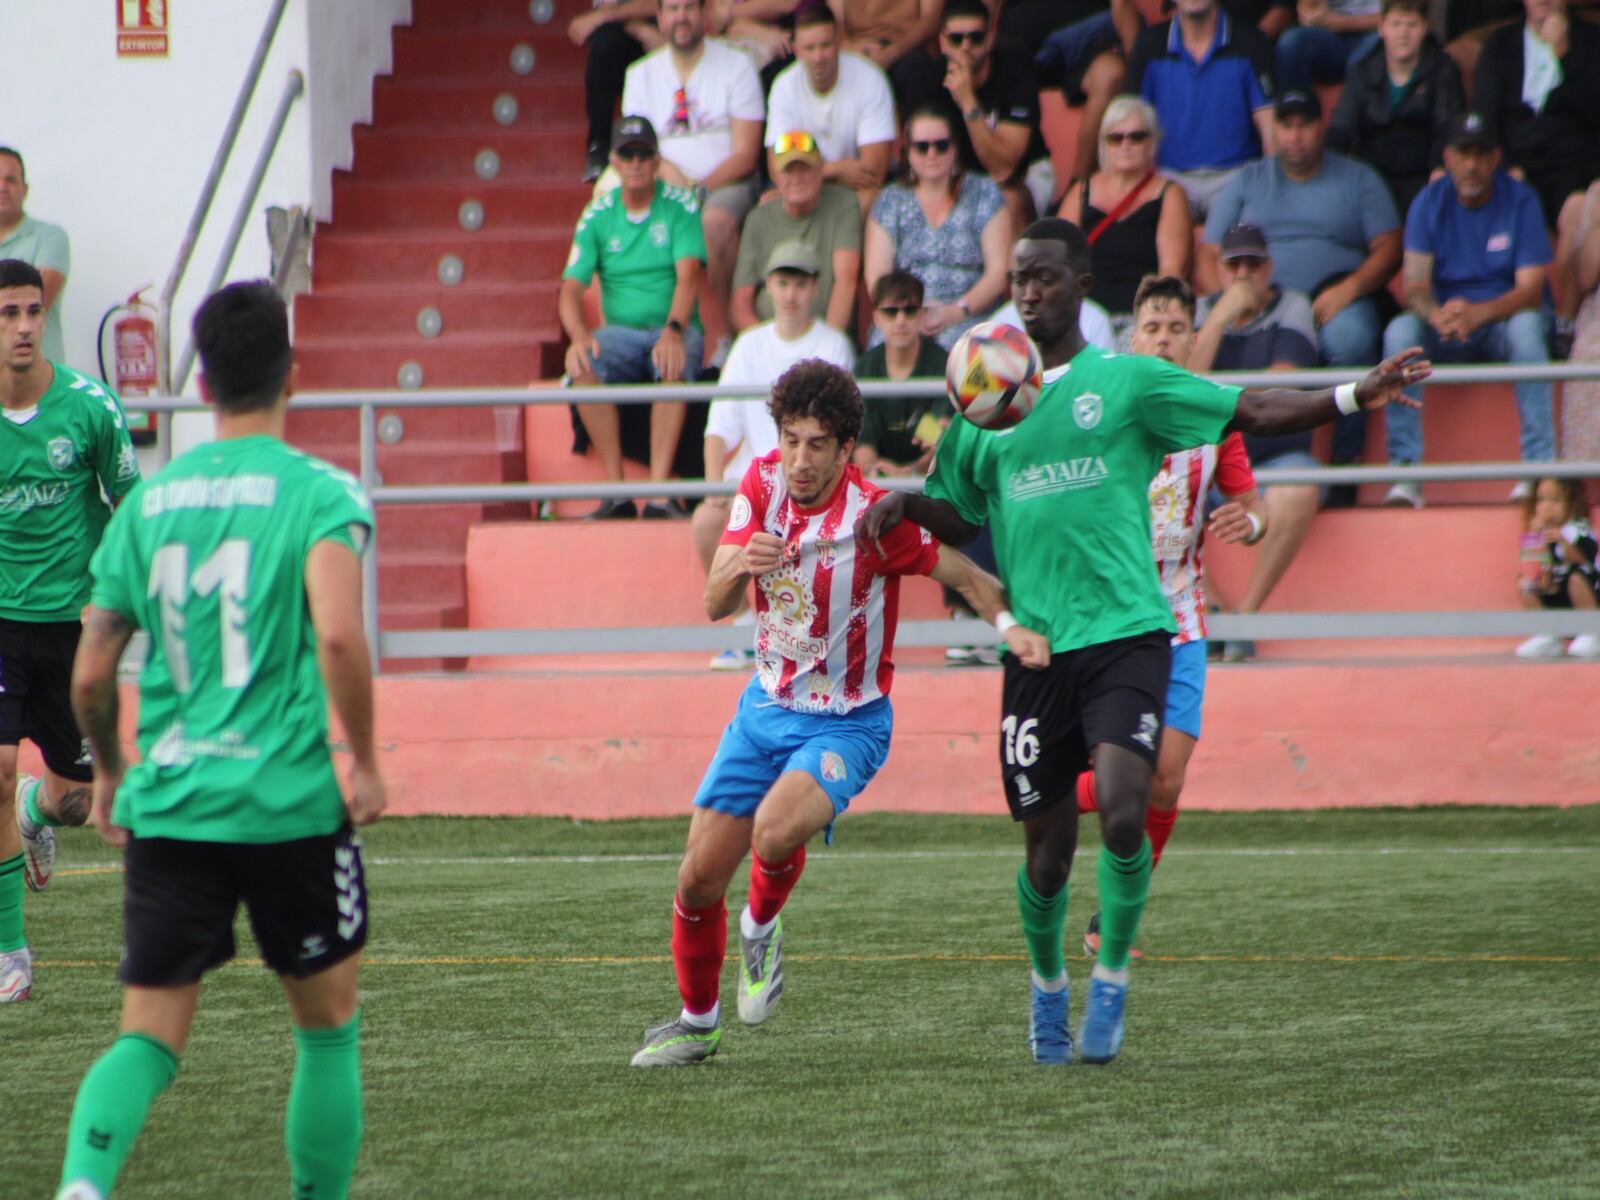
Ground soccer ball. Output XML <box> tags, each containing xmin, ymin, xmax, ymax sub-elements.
<box><xmin>945</xmin><ymin>322</ymin><xmax>1042</xmax><ymax>430</ymax></box>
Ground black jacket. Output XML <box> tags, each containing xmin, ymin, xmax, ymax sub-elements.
<box><xmin>1473</xmin><ymin>17</ymin><xmax>1600</xmax><ymax>188</ymax></box>
<box><xmin>1326</xmin><ymin>38</ymin><xmax>1463</xmax><ymax>205</ymax></box>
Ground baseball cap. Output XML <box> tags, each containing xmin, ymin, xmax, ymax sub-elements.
<box><xmin>611</xmin><ymin>115</ymin><xmax>658</xmax><ymax>153</ymax></box>
<box><xmin>1273</xmin><ymin>89</ymin><xmax>1322</xmax><ymax>121</ymax></box>
<box><xmin>765</xmin><ymin>240</ymin><xmax>821</xmax><ymax>276</ymax></box>
<box><xmin>1447</xmin><ymin>110</ymin><xmax>1498</xmax><ymax>151</ymax></box>
<box><xmin>772</xmin><ymin>129</ymin><xmax>823</xmax><ymax>169</ymax></box>
<box><xmin>1218</xmin><ymin>224</ymin><xmax>1269</xmax><ymax>262</ymax></box>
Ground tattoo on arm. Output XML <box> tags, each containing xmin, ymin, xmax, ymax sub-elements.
<box><xmin>73</xmin><ymin>608</ymin><xmax>135</xmax><ymax>776</ymax></box>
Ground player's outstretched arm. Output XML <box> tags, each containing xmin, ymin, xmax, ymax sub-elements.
<box><xmin>71</xmin><ymin>606</ymin><xmax>136</xmax><ymax>845</ymax></box>
<box><xmin>306</xmin><ymin>540</ymin><xmax>386</xmax><ymax>827</ymax></box>
<box><xmin>855</xmin><ymin>492</ymin><xmax>982</xmax><ymax>558</ymax></box>
<box><xmin>1226</xmin><ymin>347</ymin><xmax>1432</xmax><ymax>438</ymax></box>
<box><xmin>705</xmin><ymin>534</ymin><xmax>783</xmax><ymax>620</ymax></box>
<box><xmin>928</xmin><ymin>547</ymin><xmax>1050</xmax><ymax>669</ymax></box>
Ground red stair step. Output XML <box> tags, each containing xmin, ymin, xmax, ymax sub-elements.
<box><xmin>312</xmin><ymin>230</ymin><xmax>573</xmax><ymax>286</ymax></box>
<box><xmin>350</xmin><ymin>128</ymin><xmax>586</xmax><ymax>182</ymax></box>
<box><xmin>328</xmin><ymin>179</ymin><xmax>590</xmax><ymax>232</ymax></box>
<box><xmin>372</xmin><ymin>78</ymin><xmax>587</xmax><ymax>128</ymax></box>
<box><xmin>296</xmin><ymin>283</ymin><xmax>560</xmax><ymax>338</ymax></box>
<box><xmin>391</xmin><ymin>28</ymin><xmax>587</xmax><ymax>78</ymax></box>
<box><xmin>292</xmin><ymin>335</ymin><xmax>562</xmax><ymax>389</ymax></box>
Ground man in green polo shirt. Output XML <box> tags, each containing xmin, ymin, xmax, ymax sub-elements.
<box><xmin>558</xmin><ymin>115</ymin><xmax>708</xmax><ymax>518</ymax></box>
<box><xmin>0</xmin><ymin>259</ymin><xmax>139</xmax><ymax>1005</ymax></box>
<box><xmin>0</xmin><ymin>148</ymin><xmax>70</xmax><ymax>365</ymax></box>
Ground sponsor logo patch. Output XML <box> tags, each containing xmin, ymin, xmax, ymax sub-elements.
<box><xmin>728</xmin><ymin>494</ymin><xmax>752</xmax><ymax>531</ymax></box>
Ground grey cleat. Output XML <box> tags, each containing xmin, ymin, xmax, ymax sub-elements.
<box><xmin>0</xmin><ymin>946</ymin><xmax>33</xmax><ymax>1003</ymax></box>
<box><xmin>736</xmin><ymin>914</ymin><xmax>784</xmax><ymax>1026</ymax></box>
<box><xmin>629</xmin><ymin>1017</ymin><xmax>722</xmax><ymax>1067</ymax></box>
<box><xmin>16</xmin><ymin>774</ymin><xmax>56</xmax><ymax>892</ymax></box>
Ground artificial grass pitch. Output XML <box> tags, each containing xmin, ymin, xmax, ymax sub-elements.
<box><xmin>12</xmin><ymin>807</ymin><xmax>1600</xmax><ymax>1198</ymax></box>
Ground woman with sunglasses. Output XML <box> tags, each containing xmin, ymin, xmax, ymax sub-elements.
<box><xmin>1056</xmin><ymin>95</ymin><xmax>1193</xmax><ymax>347</ymax></box>
<box><xmin>863</xmin><ymin>106</ymin><xmax>1011</xmax><ymax>348</ymax></box>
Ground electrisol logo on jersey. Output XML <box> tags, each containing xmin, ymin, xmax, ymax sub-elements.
<box><xmin>760</xmin><ymin>570</ymin><xmax>828</xmax><ymax>661</ymax></box>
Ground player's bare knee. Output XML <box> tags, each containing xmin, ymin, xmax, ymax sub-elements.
<box><xmin>1148</xmin><ymin>766</ymin><xmax>1185</xmax><ymax>813</ymax></box>
<box><xmin>675</xmin><ymin>857</ymin><xmax>729</xmax><ymax>909</ymax></box>
<box><xmin>1099</xmin><ymin>806</ymin><xmax>1146</xmax><ymax>858</ymax></box>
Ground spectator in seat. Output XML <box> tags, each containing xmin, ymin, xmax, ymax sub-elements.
<box><xmin>1125</xmin><ymin>0</ymin><xmax>1278</xmax><ymax>220</ymax></box>
<box><xmin>864</xmin><ymin>106</ymin><xmax>1012</xmax><ymax>349</ymax></box>
<box><xmin>732</xmin><ymin>130</ymin><xmax>862</xmax><ymax>336</ymax></box>
<box><xmin>622</xmin><ymin>0</ymin><xmax>765</xmax><ymax>350</ymax></box>
<box><xmin>1560</xmin><ymin>181</ymin><xmax>1600</xmax><ymax>466</ymax></box>
<box><xmin>836</xmin><ymin>0</ymin><xmax>945</xmax><ymax>117</ymax></box>
<box><xmin>1326</xmin><ymin>0</ymin><xmax>1464</xmax><ymax>218</ymax></box>
<box><xmin>853</xmin><ymin>270</ymin><xmax>950</xmax><ymax>477</ymax></box>
<box><xmin>1203</xmin><ymin>88</ymin><xmax>1401</xmax><ymax>488</ymax></box>
<box><xmin>0</xmin><ymin>147</ymin><xmax>70</xmax><ymax>365</ymax></box>
<box><xmin>558</xmin><ymin>117</ymin><xmax>706</xmax><ymax>519</ymax></box>
<box><xmin>1380</xmin><ymin>110</ymin><xmax>1554</xmax><ymax>509</ymax></box>
<box><xmin>1189</xmin><ymin>225</ymin><xmax>1323</xmax><ymax>660</ymax></box>
<box><xmin>572</xmin><ymin>0</ymin><xmax>661</xmax><ymax>183</ymax></box>
<box><xmin>1514</xmin><ymin>476</ymin><xmax>1599</xmax><ymax>658</ymax></box>
<box><xmin>1056</xmin><ymin>94</ymin><xmax>1194</xmax><ymax>348</ymax></box>
<box><xmin>1274</xmin><ymin>0</ymin><xmax>1381</xmax><ymax>93</ymax></box>
<box><xmin>1021</xmin><ymin>0</ymin><xmax>1141</xmax><ymax>184</ymax></box>
<box><xmin>764</xmin><ymin>7</ymin><xmax>895</xmax><ymax>210</ymax></box>
<box><xmin>694</xmin><ymin>241</ymin><xmax>857</xmax><ymax>668</ymax></box>
<box><xmin>934</xmin><ymin>0</ymin><xmax>1052</xmax><ymax>228</ymax></box>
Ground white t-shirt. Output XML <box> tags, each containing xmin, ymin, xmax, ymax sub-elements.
<box><xmin>991</xmin><ymin>298</ymin><xmax>1116</xmax><ymax>352</ymax></box>
<box><xmin>705</xmin><ymin>320</ymin><xmax>857</xmax><ymax>480</ymax></box>
<box><xmin>622</xmin><ymin>40</ymin><xmax>766</xmax><ymax>183</ymax></box>
<box><xmin>764</xmin><ymin>53</ymin><xmax>896</xmax><ymax>164</ymax></box>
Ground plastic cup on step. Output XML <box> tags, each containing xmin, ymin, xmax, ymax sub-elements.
<box><xmin>458</xmin><ymin>200</ymin><xmax>485</xmax><ymax>232</ymax></box>
<box><xmin>510</xmin><ymin>43</ymin><xmax>536</xmax><ymax>74</ymax></box>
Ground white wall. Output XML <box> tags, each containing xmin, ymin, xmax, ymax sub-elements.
<box><xmin>0</xmin><ymin>0</ymin><xmax>408</xmax><ymax>428</ymax></box>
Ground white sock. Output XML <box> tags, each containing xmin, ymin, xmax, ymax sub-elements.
<box><xmin>1031</xmin><ymin>969</ymin><xmax>1067</xmax><ymax>993</ymax></box>
<box><xmin>1091</xmin><ymin>962</ymin><xmax>1131</xmax><ymax>988</ymax></box>
<box><xmin>740</xmin><ymin>905</ymin><xmax>776</xmax><ymax>941</ymax></box>
<box><xmin>680</xmin><ymin>1002</ymin><xmax>719</xmax><ymax>1029</ymax></box>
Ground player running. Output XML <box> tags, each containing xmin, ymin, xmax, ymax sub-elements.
<box><xmin>859</xmin><ymin>219</ymin><xmax>1429</xmax><ymax>1066</ymax></box>
<box><xmin>55</xmin><ymin>282</ymin><xmax>384</xmax><ymax>1200</ymax></box>
<box><xmin>1078</xmin><ymin>275</ymin><xmax>1266</xmax><ymax>959</ymax></box>
<box><xmin>631</xmin><ymin>359</ymin><xmax>1046</xmax><ymax>1067</ymax></box>
<box><xmin>0</xmin><ymin>258</ymin><xmax>139</xmax><ymax>1004</ymax></box>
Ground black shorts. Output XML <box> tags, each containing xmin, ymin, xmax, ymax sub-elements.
<box><xmin>0</xmin><ymin>618</ymin><xmax>93</xmax><ymax>781</ymax></box>
<box><xmin>120</xmin><ymin>826</ymin><xmax>369</xmax><ymax>987</ymax></box>
<box><xmin>999</xmin><ymin>630</ymin><xmax>1171</xmax><ymax>821</ymax></box>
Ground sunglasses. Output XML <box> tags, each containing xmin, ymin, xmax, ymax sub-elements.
<box><xmin>909</xmin><ymin>138</ymin><xmax>953</xmax><ymax>155</ymax></box>
<box><xmin>615</xmin><ymin>146</ymin><xmax>656</xmax><ymax>161</ymax></box>
<box><xmin>877</xmin><ymin>303</ymin><xmax>923</xmax><ymax>317</ymax></box>
<box><xmin>773</xmin><ymin>130</ymin><xmax>817</xmax><ymax>156</ymax></box>
<box><xmin>943</xmin><ymin>29</ymin><xmax>985</xmax><ymax>46</ymax></box>
<box><xmin>1223</xmin><ymin>255</ymin><xmax>1267</xmax><ymax>269</ymax></box>
<box><xmin>1105</xmin><ymin>129</ymin><xmax>1152</xmax><ymax>146</ymax></box>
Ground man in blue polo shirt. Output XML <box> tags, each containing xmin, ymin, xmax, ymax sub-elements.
<box><xmin>1379</xmin><ymin>110</ymin><xmax>1552</xmax><ymax>509</ymax></box>
<box><xmin>1125</xmin><ymin>0</ymin><xmax>1277</xmax><ymax>219</ymax></box>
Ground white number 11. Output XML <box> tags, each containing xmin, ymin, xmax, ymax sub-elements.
<box><xmin>148</xmin><ymin>540</ymin><xmax>253</xmax><ymax>693</ymax></box>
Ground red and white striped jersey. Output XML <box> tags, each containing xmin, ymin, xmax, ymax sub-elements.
<box><xmin>1147</xmin><ymin>432</ymin><xmax>1256</xmax><ymax>645</ymax></box>
<box><xmin>722</xmin><ymin>452</ymin><xmax>940</xmax><ymax>714</ymax></box>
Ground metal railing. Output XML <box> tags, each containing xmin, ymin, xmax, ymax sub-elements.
<box><xmin>129</xmin><ymin>362</ymin><xmax>1600</xmax><ymax>662</ymax></box>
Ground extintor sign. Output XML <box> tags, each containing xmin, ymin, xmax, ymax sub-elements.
<box><xmin>117</xmin><ymin>0</ymin><xmax>169</xmax><ymax>57</ymax></box>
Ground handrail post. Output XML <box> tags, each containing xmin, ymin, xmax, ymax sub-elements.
<box><xmin>359</xmin><ymin>402</ymin><xmax>380</xmax><ymax>669</ymax></box>
<box><xmin>271</xmin><ymin>205</ymin><xmax>309</xmax><ymax>297</ymax></box>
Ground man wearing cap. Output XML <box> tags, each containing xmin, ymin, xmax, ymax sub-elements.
<box><xmin>1204</xmin><ymin>88</ymin><xmax>1401</xmax><ymax>488</ymax></box>
<box><xmin>694</xmin><ymin>240</ymin><xmax>857</xmax><ymax>668</ymax></box>
<box><xmin>558</xmin><ymin>116</ymin><xmax>708</xmax><ymax>519</ymax></box>
<box><xmin>731</xmin><ymin>131</ymin><xmax>862</xmax><ymax>337</ymax></box>
<box><xmin>1379</xmin><ymin>110</ymin><xmax>1554</xmax><ymax>508</ymax></box>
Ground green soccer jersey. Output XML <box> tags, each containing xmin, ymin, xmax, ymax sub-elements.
<box><xmin>89</xmin><ymin>436</ymin><xmax>374</xmax><ymax>844</ymax></box>
<box><xmin>927</xmin><ymin>346</ymin><xmax>1239</xmax><ymax>653</ymax></box>
<box><xmin>562</xmin><ymin>180</ymin><xmax>706</xmax><ymax>330</ymax></box>
<box><xmin>0</xmin><ymin>364</ymin><xmax>140</xmax><ymax>622</ymax></box>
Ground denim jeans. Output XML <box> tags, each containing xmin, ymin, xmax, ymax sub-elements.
<box><xmin>1275</xmin><ymin>27</ymin><xmax>1381</xmax><ymax>93</ymax></box>
<box><xmin>587</xmin><ymin>323</ymin><xmax>704</xmax><ymax>384</ymax></box>
<box><xmin>1381</xmin><ymin>309</ymin><xmax>1553</xmax><ymax>464</ymax></box>
<box><xmin>1319</xmin><ymin>295</ymin><xmax>1383</xmax><ymax>464</ymax></box>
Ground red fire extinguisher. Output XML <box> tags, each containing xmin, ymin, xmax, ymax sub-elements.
<box><xmin>98</xmin><ymin>286</ymin><xmax>159</xmax><ymax>444</ymax></box>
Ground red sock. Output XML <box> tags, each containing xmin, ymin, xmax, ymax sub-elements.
<box><xmin>671</xmin><ymin>896</ymin><xmax>726</xmax><ymax>1016</ymax></box>
<box><xmin>1076</xmin><ymin>771</ymin><xmax>1098</xmax><ymax>814</ymax></box>
<box><xmin>1146</xmin><ymin>806</ymin><xmax>1178</xmax><ymax>866</ymax></box>
<box><xmin>747</xmin><ymin>846</ymin><xmax>806</xmax><ymax>925</ymax></box>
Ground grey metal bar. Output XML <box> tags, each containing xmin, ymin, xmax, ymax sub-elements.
<box><xmin>271</xmin><ymin>205</ymin><xmax>308</xmax><ymax>296</ymax></box>
<box><xmin>173</xmin><ymin>69</ymin><xmax>307</xmax><ymax>394</ymax></box>
<box><xmin>359</xmin><ymin>403</ymin><xmax>380</xmax><ymax>658</ymax></box>
<box><xmin>157</xmin><ymin>0</ymin><xmax>292</xmax><ymax>395</ymax></box>
<box><xmin>377</xmin><ymin>610</ymin><xmax>1600</xmax><ymax>659</ymax></box>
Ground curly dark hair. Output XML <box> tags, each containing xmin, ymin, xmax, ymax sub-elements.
<box><xmin>767</xmin><ymin>359</ymin><xmax>863</xmax><ymax>446</ymax></box>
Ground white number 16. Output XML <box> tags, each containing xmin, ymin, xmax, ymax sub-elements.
<box><xmin>1002</xmin><ymin>715</ymin><xmax>1040</xmax><ymax>767</ymax></box>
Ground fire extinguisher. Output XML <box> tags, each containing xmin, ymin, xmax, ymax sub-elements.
<box><xmin>98</xmin><ymin>285</ymin><xmax>159</xmax><ymax>445</ymax></box>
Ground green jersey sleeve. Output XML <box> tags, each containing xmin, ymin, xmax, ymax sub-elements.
<box><xmin>91</xmin><ymin>386</ymin><xmax>141</xmax><ymax>502</ymax></box>
<box><xmin>87</xmin><ymin>495</ymin><xmax>141</xmax><ymax>621</ymax></box>
<box><xmin>668</xmin><ymin>190</ymin><xmax>707</xmax><ymax>265</ymax></box>
<box><xmin>303</xmin><ymin>463</ymin><xmax>375</xmax><ymax>557</ymax></box>
<box><xmin>924</xmin><ymin>417</ymin><xmax>988</xmax><ymax>526</ymax></box>
<box><xmin>1131</xmin><ymin>356</ymin><xmax>1240</xmax><ymax>454</ymax></box>
<box><xmin>562</xmin><ymin>201</ymin><xmax>603</xmax><ymax>286</ymax></box>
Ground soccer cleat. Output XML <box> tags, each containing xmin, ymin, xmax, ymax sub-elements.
<box><xmin>1567</xmin><ymin>634</ymin><xmax>1600</xmax><ymax>658</ymax></box>
<box><xmin>56</xmin><ymin>1183</ymin><xmax>106</xmax><ymax>1200</ymax></box>
<box><xmin>0</xmin><ymin>946</ymin><xmax>32</xmax><ymax>1003</ymax></box>
<box><xmin>736</xmin><ymin>914</ymin><xmax>783</xmax><ymax>1026</ymax></box>
<box><xmin>708</xmin><ymin>647</ymin><xmax>755</xmax><ymax>672</ymax></box>
<box><xmin>629</xmin><ymin>1017</ymin><xmax>722</xmax><ymax>1067</ymax></box>
<box><xmin>1028</xmin><ymin>978</ymin><xmax>1072</xmax><ymax>1064</ymax></box>
<box><xmin>1082</xmin><ymin>912</ymin><xmax>1143</xmax><ymax>961</ymax></box>
<box><xmin>16</xmin><ymin>775</ymin><xmax>56</xmax><ymax>892</ymax></box>
<box><xmin>1078</xmin><ymin>969</ymin><xmax>1129</xmax><ymax>1064</ymax></box>
<box><xmin>1515</xmin><ymin>635</ymin><xmax>1564</xmax><ymax>659</ymax></box>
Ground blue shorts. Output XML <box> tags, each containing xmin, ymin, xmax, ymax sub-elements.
<box><xmin>1164</xmin><ymin>638</ymin><xmax>1208</xmax><ymax>740</ymax></box>
<box><xmin>692</xmin><ymin>678</ymin><xmax>894</xmax><ymax>823</ymax></box>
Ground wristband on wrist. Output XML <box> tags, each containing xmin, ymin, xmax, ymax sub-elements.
<box><xmin>1244</xmin><ymin>511</ymin><xmax>1264</xmax><ymax>544</ymax></box>
<box><xmin>1334</xmin><ymin>382</ymin><xmax>1360</xmax><ymax>416</ymax></box>
<box><xmin>995</xmin><ymin>610</ymin><xmax>1018</xmax><ymax>635</ymax></box>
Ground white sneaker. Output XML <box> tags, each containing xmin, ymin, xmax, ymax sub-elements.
<box><xmin>945</xmin><ymin>645</ymin><xmax>976</xmax><ymax>664</ymax></box>
<box><xmin>1566</xmin><ymin>633</ymin><xmax>1600</xmax><ymax>658</ymax></box>
<box><xmin>15</xmin><ymin>775</ymin><xmax>56</xmax><ymax>892</ymax></box>
<box><xmin>0</xmin><ymin>946</ymin><xmax>32</xmax><ymax>1003</ymax></box>
<box><xmin>708</xmin><ymin>647</ymin><xmax>755</xmax><ymax>671</ymax></box>
<box><xmin>1515</xmin><ymin>635</ymin><xmax>1564</xmax><ymax>659</ymax></box>
<box><xmin>1383</xmin><ymin>481</ymin><xmax>1423</xmax><ymax>508</ymax></box>
<box><xmin>1508</xmin><ymin>480</ymin><xmax>1532</xmax><ymax>502</ymax></box>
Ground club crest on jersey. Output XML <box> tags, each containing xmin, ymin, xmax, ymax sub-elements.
<box><xmin>820</xmin><ymin>751</ymin><xmax>847</xmax><ymax>783</ymax></box>
<box><xmin>1072</xmin><ymin>392</ymin><xmax>1103</xmax><ymax>430</ymax></box>
<box><xmin>814</xmin><ymin>539</ymin><xmax>837</xmax><ymax>569</ymax></box>
<box><xmin>47</xmin><ymin>438</ymin><xmax>76</xmax><ymax>470</ymax></box>
<box><xmin>649</xmin><ymin>221</ymin><xmax>669</xmax><ymax>248</ymax></box>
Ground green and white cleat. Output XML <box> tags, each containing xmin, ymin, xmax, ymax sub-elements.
<box><xmin>737</xmin><ymin>914</ymin><xmax>784</xmax><ymax>1026</ymax></box>
<box><xmin>630</xmin><ymin>1018</ymin><xmax>722</xmax><ymax>1067</ymax></box>
<box><xmin>16</xmin><ymin>774</ymin><xmax>56</xmax><ymax>892</ymax></box>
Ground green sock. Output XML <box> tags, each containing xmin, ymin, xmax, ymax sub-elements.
<box><xmin>0</xmin><ymin>854</ymin><xmax>24</xmax><ymax>953</ymax></box>
<box><xmin>59</xmin><ymin>1032</ymin><xmax>179</xmax><ymax>1196</ymax></box>
<box><xmin>22</xmin><ymin>777</ymin><xmax>64</xmax><ymax>830</ymax></box>
<box><xmin>287</xmin><ymin>1012</ymin><xmax>364</xmax><ymax>1200</ymax></box>
<box><xmin>1015</xmin><ymin>865</ymin><xmax>1068</xmax><ymax>981</ymax></box>
<box><xmin>1097</xmin><ymin>838</ymin><xmax>1153</xmax><ymax>972</ymax></box>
